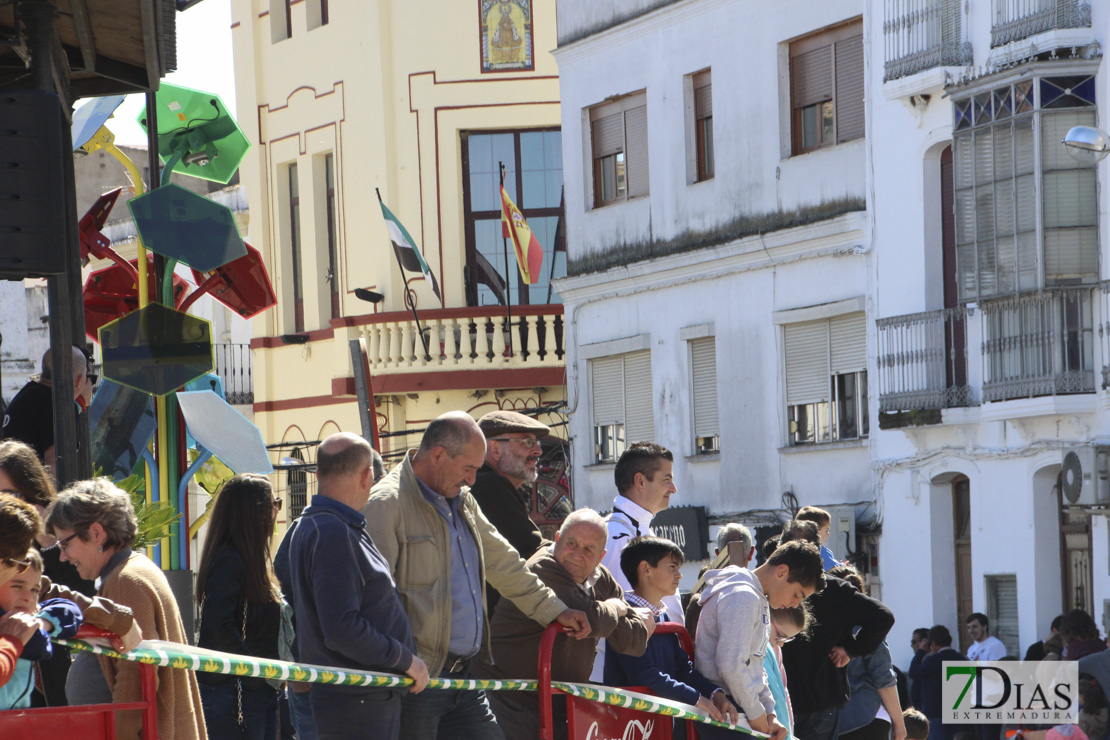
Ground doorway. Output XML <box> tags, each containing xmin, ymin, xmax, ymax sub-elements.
<box><xmin>1059</xmin><ymin>474</ymin><xmax>1093</xmax><ymax>614</ymax></box>
<box><xmin>954</xmin><ymin>475</ymin><xmax>973</xmax><ymax>655</ymax></box>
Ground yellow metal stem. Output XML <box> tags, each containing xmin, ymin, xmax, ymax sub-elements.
<box><xmin>102</xmin><ymin>143</ymin><xmax>149</xmax><ymax>306</ymax></box>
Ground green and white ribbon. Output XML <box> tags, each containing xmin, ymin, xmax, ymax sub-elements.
<box><xmin>61</xmin><ymin>638</ymin><xmax>765</xmax><ymax>735</ymax></box>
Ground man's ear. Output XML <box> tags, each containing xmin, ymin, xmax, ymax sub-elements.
<box><xmin>638</xmin><ymin>560</ymin><xmax>650</xmax><ymax>576</ymax></box>
<box><xmin>774</xmin><ymin>563</ymin><xmax>790</xmax><ymax>581</ymax></box>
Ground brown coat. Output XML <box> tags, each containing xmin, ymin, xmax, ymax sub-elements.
<box><xmin>98</xmin><ymin>552</ymin><xmax>206</xmax><ymax>740</ymax></box>
<box><xmin>475</xmin><ymin>546</ymin><xmax>649</xmax><ymax>681</ymax></box>
<box><xmin>472</xmin><ymin>547</ymin><xmax>649</xmax><ymax>739</ymax></box>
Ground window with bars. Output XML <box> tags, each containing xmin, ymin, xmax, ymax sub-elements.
<box><xmin>789</xmin><ymin>19</ymin><xmax>865</xmax><ymax>155</ymax></box>
<box><xmin>784</xmin><ymin>312</ymin><xmax>868</xmax><ymax>445</ymax></box>
<box><xmin>689</xmin><ymin>336</ymin><xmax>719</xmax><ymax>453</ymax></box>
<box><xmin>591</xmin><ymin>351</ymin><xmax>653</xmax><ymax>463</ymax></box>
<box><xmin>952</xmin><ymin>73</ymin><xmax>1098</xmax><ymax>301</ymax></box>
<box><xmin>692</xmin><ymin>70</ymin><xmax>714</xmax><ymax>182</ymax></box>
<box><xmin>590</xmin><ymin>91</ymin><xmax>649</xmax><ymax>207</ymax></box>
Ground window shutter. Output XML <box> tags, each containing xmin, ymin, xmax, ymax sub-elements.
<box><xmin>829</xmin><ymin>313</ymin><xmax>867</xmax><ymax>374</ymax></box>
<box><xmin>784</xmin><ymin>321</ymin><xmax>831</xmax><ymax>406</ymax></box>
<box><xmin>690</xmin><ymin>337</ymin><xmax>719</xmax><ymax>439</ymax></box>
<box><xmin>987</xmin><ymin>575</ymin><xmax>1020</xmax><ymax>658</ymax></box>
<box><xmin>1043</xmin><ymin>111</ymin><xmax>1098</xmax><ymax>282</ymax></box>
<box><xmin>623</xmin><ymin>351</ymin><xmax>654</xmax><ymax>443</ymax></box>
<box><xmin>591</xmin><ymin>356</ymin><xmax>624</xmax><ymax>426</ymax></box>
<box><xmin>624</xmin><ymin>105</ymin><xmax>650</xmax><ymax>198</ymax></box>
<box><xmin>834</xmin><ymin>34</ymin><xmax>865</xmax><ymax>143</ymax></box>
<box><xmin>592</xmin><ymin>112</ymin><xmax>624</xmax><ymax>159</ymax></box>
<box><xmin>791</xmin><ymin>46</ymin><xmax>833</xmax><ymax>108</ymax></box>
<box><xmin>694</xmin><ymin>83</ymin><xmax>712</xmax><ymax>121</ymax></box>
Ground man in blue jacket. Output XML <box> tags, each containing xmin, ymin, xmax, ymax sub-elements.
<box><xmin>908</xmin><ymin>625</ymin><xmax>965</xmax><ymax>740</ymax></box>
<box><xmin>290</xmin><ymin>433</ymin><xmax>429</xmax><ymax>740</ymax></box>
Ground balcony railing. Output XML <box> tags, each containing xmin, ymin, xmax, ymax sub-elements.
<box><xmin>981</xmin><ymin>288</ymin><xmax>1095</xmax><ymax>402</ymax></box>
<box><xmin>883</xmin><ymin>0</ymin><xmax>972</xmax><ymax>81</ymax></box>
<box><xmin>355</xmin><ymin>306</ymin><xmax>564</xmax><ymax>374</ymax></box>
<box><xmin>877</xmin><ymin>306</ymin><xmax>974</xmax><ymax>412</ymax></box>
<box><xmin>213</xmin><ymin>343</ymin><xmax>254</xmax><ymax>405</ymax></box>
<box><xmin>990</xmin><ymin>0</ymin><xmax>1092</xmax><ymax>47</ymax></box>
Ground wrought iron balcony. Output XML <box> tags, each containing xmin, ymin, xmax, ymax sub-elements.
<box><xmin>877</xmin><ymin>306</ymin><xmax>974</xmax><ymax>413</ymax></box>
<box><xmin>980</xmin><ymin>287</ymin><xmax>1095</xmax><ymax>402</ymax></box>
<box><xmin>354</xmin><ymin>305</ymin><xmax>564</xmax><ymax>374</ymax></box>
<box><xmin>213</xmin><ymin>342</ymin><xmax>254</xmax><ymax>405</ymax></box>
<box><xmin>990</xmin><ymin>0</ymin><xmax>1092</xmax><ymax>48</ymax></box>
<box><xmin>883</xmin><ymin>0</ymin><xmax>973</xmax><ymax>81</ymax></box>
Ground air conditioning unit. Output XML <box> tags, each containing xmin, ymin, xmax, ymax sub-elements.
<box><xmin>1061</xmin><ymin>447</ymin><xmax>1110</xmax><ymax>506</ymax></box>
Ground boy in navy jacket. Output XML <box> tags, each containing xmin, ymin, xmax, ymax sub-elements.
<box><xmin>604</xmin><ymin>536</ymin><xmax>737</xmax><ymax>724</ymax></box>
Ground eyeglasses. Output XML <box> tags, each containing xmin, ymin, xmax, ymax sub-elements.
<box><xmin>1</xmin><ymin>557</ymin><xmax>30</xmax><ymax>574</ymax></box>
<box><xmin>53</xmin><ymin>532</ymin><xmax>79</xmax><ymax>554</ymax></box>
<box><xmin>488</xmin><ymin>438</ymin><xmax>539</xmax><ymax>449</ymax></box>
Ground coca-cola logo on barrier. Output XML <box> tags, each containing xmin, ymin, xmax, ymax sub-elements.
<box><xmin>584</xmin><ymin>718</ymin><xmax>655</xmax><ymax>740</ymax></box>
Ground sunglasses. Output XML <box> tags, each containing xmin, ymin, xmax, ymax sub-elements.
<box><xmin>488</xmin><ymin>437</ymin><xmax>539</xmax><ymax>449</ymax></box>
<box><xmin>2</xmin><ymin>557</ymin><xmax>30</xmax><ymax>574</ymax></box>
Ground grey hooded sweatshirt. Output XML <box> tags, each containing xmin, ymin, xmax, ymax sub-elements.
<box><xmin>694</xmin><ymin>566</ymin><xmax>776</xmax><ymax>721</ymax></box>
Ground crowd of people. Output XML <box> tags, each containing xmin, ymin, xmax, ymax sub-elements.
<box><xmin>0</xmin><ymin>402</ymin><xmax>1107</xmax><ymax>740</ymax></box>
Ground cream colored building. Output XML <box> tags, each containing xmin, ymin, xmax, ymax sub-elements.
<box><xmin>230</xmin><ymin>0</ymin><xmax>570</xmax><ymax>518</ymax></box>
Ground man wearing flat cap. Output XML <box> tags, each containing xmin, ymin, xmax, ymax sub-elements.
<box><xmin>473</xmin><ymin>410</ymin><xmax>550</xmax><ymax>611</ymax></box>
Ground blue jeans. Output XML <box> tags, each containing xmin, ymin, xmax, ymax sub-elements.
<box><xmin>288</xmin><ymin>686</ymin><xmax>317</xmax><ymax>740</ymax></box>
<box><xmin>312</xmin><ymin>687</ymin><xmax>403</xmax><ymax>740</ymax></box>
<box><xmin>793</xmin><ymin>706</ymin><xmax>840</xmax><ymax>740</ymax></box>
<box><xmin>399</xmin><ymin>669</ymin><xmax>503</xmax><ymax>740</ymax></box>
<box><xmin>199</xmin><ymin>680</ymin><xmax>279</xmax><ymax>740</ymax></box>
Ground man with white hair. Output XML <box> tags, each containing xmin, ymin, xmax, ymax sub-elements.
<box><xmin>717</xmin><ymin>523</ymin><xmax>755</xmax><ymax>567</ymax></box>
<box><xmin>473</xmin><ymin>508</ymin><xmax>654</xmax><ymax>740</ymax></box>
<box><xmin>3</xmin><ymin>346</ymin><xmax>92</xmax><ymax>468</ymax></box>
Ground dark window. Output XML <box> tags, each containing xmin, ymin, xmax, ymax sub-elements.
<box><xmin>285</xmin><ymin>0</ymin><xmax>293</xmax><ymax>38</ymax></box>
<box><xmin>325</xmin><ymin>153</ymin><xmax>339</xmax><ymax>319</ymax></box>
<box><xmin>288</xmin><ymin>163</ymin><xmax>304</xmax><ymax>332</ymax></box>
<box><xmin>321</xmin><ymin>0</ymin><xmax>328</xmax><ymax>25</ymax></box>
<box><xmin>790</xmin><ymin>19</ymin><xmax>864</xmax><ymax>155</ymax></box>
<box><xmin>693</xmin><ymin>70</ymin><xmax>714</xmax><ymax>181</ymax></box>
<box><xmin>461</xmin><ymin>129</ymin><xmax>566</xmax><ymax>306</ymax></box>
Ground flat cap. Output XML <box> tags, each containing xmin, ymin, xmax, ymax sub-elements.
<box><xmin>478</xmin><ymin>410</ymin><xmax>550</xmax><ymax>439</ymax></box>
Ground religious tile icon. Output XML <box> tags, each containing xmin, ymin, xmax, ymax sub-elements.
<box><xmin>480</xmin><ymin>0</ymin><xmax>534</xmax><ymax>73</ymax></box>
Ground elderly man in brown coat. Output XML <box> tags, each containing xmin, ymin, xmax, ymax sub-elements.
<box><xmin>472</xmin><ymin>508</ymin><xmax>654</xmax><ymax>740</ymax></box>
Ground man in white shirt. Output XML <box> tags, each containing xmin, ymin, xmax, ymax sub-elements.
<box><xmin>592</xmin><ymin>441</ymin><xmax>679</xmax><ymax>679</ymax></box>
<box><xmin>965</xmin><ymin>612</ymin><xmax>1007</xmax><ymax>661</ymax></box>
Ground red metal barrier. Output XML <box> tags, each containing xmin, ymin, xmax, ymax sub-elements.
<box><xmin>538</xmin><ymin>621</ymin><xmax>700</xmax><ymax>740</ymax></box>
<box><xmin>0</xmin><ymin>626</ymin><xmax>158</xmax><ymax>736</ymax></box>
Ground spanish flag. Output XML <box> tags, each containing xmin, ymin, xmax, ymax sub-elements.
<box><xmin>500</xmin><ymin>180</ymin><xmax>544</xmax><ymax>285</ymax></box>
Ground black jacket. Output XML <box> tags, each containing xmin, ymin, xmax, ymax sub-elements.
<box><xmin>469</xmin><ymin>464</ymin><xmax>545</xmax><ymax>611</ymax></box>
<box><xmin>780</xmin><ymin>575</ymin><xmax>895</xmax><ymax>714</ymax></box>
<box><xmin>197</xmin><ymin>545</ymin><xmax>281</xmax><ymax>691</ymax></box>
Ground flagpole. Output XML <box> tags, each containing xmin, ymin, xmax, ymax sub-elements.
<box><xmin>377</xmin><ymin>188</ymin><xmax>431</xmax><ymax>361</ymax></box>
<box><xmin>499</xmin><ymin>162</ymin><xmax>514</xmax><ymax>358</ymax></box>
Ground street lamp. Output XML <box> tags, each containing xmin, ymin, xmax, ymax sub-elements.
<box><xmin>1062</xmin><ymin>126</ymin><xmax>1110</xmax><ymax>165</ymax></box>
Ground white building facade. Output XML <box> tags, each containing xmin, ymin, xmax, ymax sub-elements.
<box><xmin>554</xmin><ymin>0</ymin><xmax>1107</xmax><ymax>665</ymax></box>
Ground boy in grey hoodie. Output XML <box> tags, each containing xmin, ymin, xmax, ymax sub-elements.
<box><xmin>695</xmin><ymin>540</ymin><xmax>825</xmax><ymax>740</ymax></box>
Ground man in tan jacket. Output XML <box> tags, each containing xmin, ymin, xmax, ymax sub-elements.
<box><xmin>364</xmin><ymin>411</ymin><xmax>591</xmax><ymax>740</ymax></box>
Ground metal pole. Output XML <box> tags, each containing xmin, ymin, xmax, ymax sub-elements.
<box><xmin>24</xmin><ymin>0</ymin><xmax>86</xmax><ymax>484</ymax></box>
<box><xmin>499</xmin><ymin>162</ymin><xmax>514</xmax><ymax>357</ymax></box>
